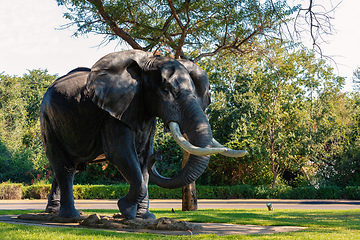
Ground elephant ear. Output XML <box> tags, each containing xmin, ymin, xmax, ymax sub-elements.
<box><xmin>86</xmin><ymin>50</ymin><xmax>153</xmax><ymax>130</ymax></box>
<box><xmin>178</xmin><ymin>59</ymin><xmax>211</xmax><ymax>110</ymax></box>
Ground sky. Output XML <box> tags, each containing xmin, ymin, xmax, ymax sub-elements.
<box><xmin>0</xmin><ymin>0</ymin><xmax>359</xmax><ymax>92</ymax></box>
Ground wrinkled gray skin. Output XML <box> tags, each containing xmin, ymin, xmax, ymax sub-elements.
<box><xmin>40</xmin><ymin>50</ymin><xmax>212</xmax><ymax>219</ymax></box>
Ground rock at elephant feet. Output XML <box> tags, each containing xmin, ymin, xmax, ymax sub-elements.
<box><xmin>79</xmin><ymin>214</ymin><xmax>203</xmax><ymax>231</ymax></box>
<box><xmin>17</xmin><ymin>213</ymin><xmax>203</xmax><ymax>232</ymax></box>
<box><xmin>79</xmin><ymin>213</ymin><xmax>101</xmax><ymax>226</ymax></box>
<box><xmin>79</xmin><ymin>214</ymin><xmax>124</xmax><ymax>229</ymax></box>
<box><xmin>151</xmin><ymin>217</ymin><xmax>203</xmax><ymax>231</ymax></box>
<box><xmin>17</xmin><ymin>212</ymin><xmax>88</xmax><ymax>223</ymax></box>
<box><xmin>113</xmin><ymin>213</ymin><xmax>125</xmax><ymax>219</ymax></box>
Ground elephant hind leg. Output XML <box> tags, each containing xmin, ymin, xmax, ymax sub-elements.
<box><xmin>55</xmin><ymin>166</ymin><xmax>79</xmax><ymax>218</ymax></box>
<box><xmin>46</xmin><ymin>176</ymin><xmax>60</xmax><ymax>213</ymax></box>
<box><xmin>45</xmin><ymin>142</ymin><xmax>80</xmax><ymax>218</ymax></box>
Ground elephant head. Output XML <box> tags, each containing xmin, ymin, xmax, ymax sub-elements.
<box><xmin>86</xmin><ymin>50</ymin><xmax>246</xmax><ymax>189</ymax></box>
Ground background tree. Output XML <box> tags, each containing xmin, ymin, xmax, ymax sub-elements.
<box><xmin>310</xmin><ymin>80</ymin><xmax>360</xmax><ymax>187</ymax></box>
<box><xmin>0</xmin><ymin>70</ymin><xmax>55</xmax><ymax>183</ymax></box>
<box><xmin>204</xmin><ymin>40</ymin><xmax>348</xmax><ymax>188</ymax></box>
<box><xmin>353</xmin><ymin>67</ymin><xmax>360</xmax><ymax>92</ymax></box>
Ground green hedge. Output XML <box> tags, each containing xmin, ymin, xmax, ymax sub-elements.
<box><xmin>23</xmin><ymin>184</ymin><xmax>51</xmax><ymax>199</ymax></box>
<box><xmin>0</xmin><ymin>183</ymin><xmax>359</xmax><ymax>200</ymax></box>
<box><xmin>0</xmin><ymin>183</ymin><xmax>22</xmax><ymax>199</ymax></box>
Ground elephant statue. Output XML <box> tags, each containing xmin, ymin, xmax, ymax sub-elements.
<box><xmin>40</xmin><ymin>50</ymin><xmax>246</xmax><ymax>220</ymax></box>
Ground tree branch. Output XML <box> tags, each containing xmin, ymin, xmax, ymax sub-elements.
<box><xmin>167</xmin><ymin>0</ymin><xmax>184</xmax><ymax>29</ymax></box>
<box><xmin>167</xmin><ymin>0</ymin><xmax>190</xmax><ymax>59</ymax></box>
<box><xmin>193</xmin><ymin>26</ymin><xmax>262</xmax><ymax>63</ymax></box>
<box><xmin>193</xmin><ymin>44</ymin><xmax>233</xmax><ymax>63</ymax></box>
<box><xmin>144</xmin><ymin>12</ymin><xmax>175</xmax><ymax>51</ymax></box>
<box><xmin>87</xmin><ymin>0</ymin><xmax>143</xmax><ymax>50</ymax></box>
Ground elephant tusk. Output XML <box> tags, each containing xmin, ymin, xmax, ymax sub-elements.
<box><xmin>168</xmin><ymin>122</ymin><xmax>227</xmax><ymax>156</ymax></box>
<box><xmin>211</xmin><ymin>138</ymin><xmax>247</xmax><ymax>157</ymax></box>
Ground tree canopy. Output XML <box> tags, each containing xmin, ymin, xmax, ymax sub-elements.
<box><xmin>56</xmin><ymin>0</ymin><xmax>334</xmax><ymax>61</ymax></box>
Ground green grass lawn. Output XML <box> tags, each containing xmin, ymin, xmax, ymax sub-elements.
<box><xmin>0</xmin><ymin>208</ymin><xmax>359</xmax><ymax>239</ymax></box>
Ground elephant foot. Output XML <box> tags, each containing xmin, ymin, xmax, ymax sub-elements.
<box><xmin>117</xmin><ymin>197</ymin><xmax>137</xmax><ymax>219</ymax></box>
<box><xmin>45</xmin><ymin>202</ymin><xmax>60</xmax><ymax>213</ymax></box>
<box><xmin>58</xmin><ymin>207</ymin><xmax>80</xmax><ymax>218</ymax></box>
<box><xmin>137</xmin><ymin>210</ymin><xmax>156</xmax><ymax>219</ymax></box>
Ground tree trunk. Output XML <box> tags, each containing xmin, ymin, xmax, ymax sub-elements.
<box><xmin>272</xmin><ymin>172</ymin><xmax>278</xmax><ymax>189</ymax></box>
<box><xmin>301</xmin><ymin>166</ymin><xmax>311</xmax><ymax>182</ymax></box>
<box><xmin>182</xmin><ymin>134</ymin><xmax>198</xmax><ymax>211</ymax></box>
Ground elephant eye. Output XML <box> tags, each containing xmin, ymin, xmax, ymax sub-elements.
<box><xmin>161</xmin><ymin>82</ymin><xmax>175</xmax><ymax>94</ymax></box>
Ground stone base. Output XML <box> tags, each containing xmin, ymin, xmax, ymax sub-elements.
<box><xmin>18</xmin><ymin>213</ymin><xmax>86</xmax><ymax>223</ymax></box>
<box><xmin>0</xmin><ymin>213</ymin><xmax>307</xmax><ymax>236</ymax></box>
<box><xmin>17</xmin><ymin>213</ymin><xmax>203</xmax><ymax>231</ymax></box>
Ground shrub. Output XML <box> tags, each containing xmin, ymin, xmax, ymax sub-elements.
<box><xmin>254</xmin><ymin>185</ymin><xmax>269</xmax><ymax>199</ymax></box>
<box><xmin>343</xmin><ymin>186</ymin><xmax>360</xmax><ymax>200</ymax></box>
<box><xmin>316</xmin><ymin>186</ymin><xmax>343</xmax><ymax>199</ymax></box>
<box><xmin>0</xmin><ymin>183</ymin><xmax>23</xmax><ymax>199</ymax></box>
<box><xmin>196</xmin><ymin>185</ymin><xmax>256</xmax><ymax>199</ymax></box>
<box><xmin>73</xmin><ymin>184</ymin><xmax>129</xmax><ymax>199</ymax></box>
<box><xmin>23</xmin><ymin>184</ymin><xmax>51</xmax><ymax>199</ymax></box>
<box><xmin>148</xmin><ymin>185</ymin><xmax>182</xmax><ymax>199</ymax></box>
<box><xmin>196</xmin><ymin>186</ymin><xmax>215</xmax><ymax>199</ymax></box>
<box><xmin>288</xmin><ymin>186</ymin><xmax>317</xmax><ymax>199</ymax></box>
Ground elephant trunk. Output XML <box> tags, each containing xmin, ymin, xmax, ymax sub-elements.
<box><xmin>148</xmin><ymin>100</ymin><xmax>213</xmax><ymax>189</ymax></box>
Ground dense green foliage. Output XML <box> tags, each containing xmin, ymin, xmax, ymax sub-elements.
<box><xmin>0</xmin><ymin>70</ymin><xmax>55</xmax><ymax>184</ymax></box>
<box><xmin>202</xmin><ymin>42</ymin><xmax>360</xmax><ymax>188</ymax></box>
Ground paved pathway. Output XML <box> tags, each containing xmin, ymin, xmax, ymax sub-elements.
<box><xmin>0</xmin><ymin>199</ymin><xmax>359</xmax><ymax>211</ymax></box>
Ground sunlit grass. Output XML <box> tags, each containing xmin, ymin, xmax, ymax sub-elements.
<box><xmin>0</xmin><ymin>208</ymin><xmax>359</xmax><ymax>239</ymax></box>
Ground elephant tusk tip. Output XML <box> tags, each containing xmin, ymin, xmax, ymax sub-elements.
<box><xmin>221</xmin><ymin>149</ymin><xmax>247</xmax><ymax>158</ymax></box>
<box><xmin>169</xmin><ymin>122</ymin><xmax>227</xmax><ymax>156</ymax></box>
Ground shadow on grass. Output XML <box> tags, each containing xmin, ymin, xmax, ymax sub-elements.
<box><xmin>0</xmin><ymin>222</ymin><xmax>181</xmax><ymax>240</ymax></box>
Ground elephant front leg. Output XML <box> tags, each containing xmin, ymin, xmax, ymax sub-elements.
<box><xmin>115</xmin><ymin>163</ymin><xmax>148</xmax><ymax>219</ymax></box>
<box><xmin>118</xmin><ymin>164</ymin><xmax>155</xmax><ymax>220</ymax></box>
<box><xmin>136</xmin><ymin>171</ymin><xmax>156</xmax><ymax>219</ymax></box>
<box><xmin>136</xmin><ymin>191</ymin><xmax>156</xmax><ymax>219</ymax></box>
<box><xmin>102</xmin><ymin>121</ymin><xmax>148</xmax><ymax>219</ymax></box>
<box><xmin>117</xmin><ymin>181</ymin><xmax>147</xmax><ymax>219</ymax></box>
